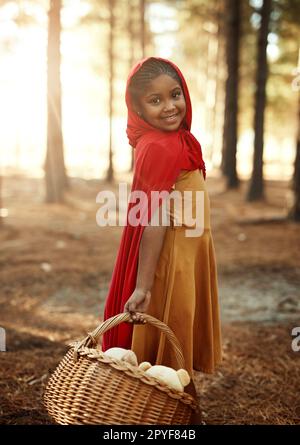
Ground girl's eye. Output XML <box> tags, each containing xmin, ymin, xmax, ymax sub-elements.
<box><xmin>150</xmin><ymin>91</ymin><xmax>181</xmax><ymax>104</ymax></box>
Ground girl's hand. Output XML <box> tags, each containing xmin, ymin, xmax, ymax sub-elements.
<box><xmin>124</xmin><ymin>288</ymin><xmax>151</xmax><ymax>323</ymax></box>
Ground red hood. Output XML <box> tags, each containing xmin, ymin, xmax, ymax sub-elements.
<box><xmin>125</xmin><ymin>56</ymin><xmax>192</xmax><ymax>148</ymax></box>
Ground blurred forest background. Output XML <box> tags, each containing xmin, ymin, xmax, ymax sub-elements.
<box><xmin>0</xmin><ymin>0</ymin><xmax>300</xmax><ymax>425</ymax></box>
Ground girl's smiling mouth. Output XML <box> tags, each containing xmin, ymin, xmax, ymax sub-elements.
<box><xmin>161</xmin><ymin>112</ymin><xmax>180</xmax><ymax>123</ymax></box>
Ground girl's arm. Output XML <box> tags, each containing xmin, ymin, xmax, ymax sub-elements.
<box><xmin>136</xmin><ymin>223</ymin><xmax>167</xmax><ymax>291</ymax></box>
<box><xmin>124</xmin><ymin>221</ymin><xmax>167</xmax><ymax>321</ymax></box>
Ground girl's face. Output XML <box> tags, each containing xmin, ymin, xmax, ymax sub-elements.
<box><xmin>135</xmin><ymin>74</ymin><xmax>186</xmax><ymax>131</ymax></box>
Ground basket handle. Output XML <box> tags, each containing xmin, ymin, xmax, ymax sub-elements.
<box><xmin>74</xmin><ymin>312</ymin><xmax>186</xmax><ymax>370</ymax></box>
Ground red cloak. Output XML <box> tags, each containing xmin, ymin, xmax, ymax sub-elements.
<box><xmin>101</xmin><ymin>56</ymin><xmax>206</xmax><ymax>351</ymax></box>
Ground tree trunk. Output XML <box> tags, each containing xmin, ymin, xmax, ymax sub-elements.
<box><xmin>45</xmin><ymin>0</ymin><xmax>67</xmax><ymax>203</ymax></box>
<box><xmin>247</xmin><ymin>0</ymin><xmax>272</xmax><ymax>201</ymax></box>
<box><xmin>203</xmin><ymin>27</ymin><xmax>215</xmax><ymax>165</ymax></box>
<box><xmin>127</xmin><ymin>0</ymin><xmax>146</xmax><ymax>173</ymax></box>
<box><xmin>140</xmin><ymin>0</ymin><xmax>146</xmax><ymax>59</ymax></box>
<box><xmin>221</xmin><ymin>0</ymin><xmax>240</xmax><ymax>189</ymax></box>
<box><xmin>288</xmin><ymin>92</ymin><xmax>300</xmax><ymax>221</ymax></box>
<box><xmin>106</xmin><ymin>0</ymin><xmax>115</xmax><ymax>183</ymax></box>
<box><xmin>128</xmin><ymin>1</ymin><xmax>136</xmax><ymax>172</ymax></box>
<box><xmin>211</xmin><ymin>2</ymin><xmax>223</xmax><ymax>169</ymax></box>
<box><xmin>0</xmin><ymin>174</ymin><xmax>2</xmax><ymax>227</ymax></box>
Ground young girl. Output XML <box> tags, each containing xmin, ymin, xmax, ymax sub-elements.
<box><xmin>101</xmin><ymin>57</ymin><xmax>222</xmax><ymax>423</ymax></box>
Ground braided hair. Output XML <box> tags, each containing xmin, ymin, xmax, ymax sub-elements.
<box><xmin>128</xmin><ymin>57</ymin><xmax>183</xmax><ymax>110</ymax></box>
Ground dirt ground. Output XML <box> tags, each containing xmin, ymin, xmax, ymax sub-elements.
<box><xmin>0</xmin><ymin>172</ymin><xmax>299</xmax><ymax>425</ymax></box>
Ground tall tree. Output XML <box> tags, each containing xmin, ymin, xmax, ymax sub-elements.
<box><xmin>106</xmin><ymin>0</ymin><xmax>116</xmax><ymax>182</ymax></box>
<box><xmin>127</xmin><ymin>0</ymin><xmax>147</xmax><ymax>172</ymax></box>
<box><xmin>140</xmin><ymin>0</ymin><xmax>146</xmax><ymax>58</ymax></box>
<box><xmin>128</xmin><ymin>1</ymin><xmax>137</xmax><ymax>172</ymax></box>
<box><xmin>221</xmin><ymin>0</ymin><xmax>241</xmax><ymax>189</ymax></box>
<box><xmin>247</xmin><ymin>0</ymin><xmax>272</xmax><ymax>201</ymax></box>
<box><xmin>210</xmin><ymin>1</ymin><xmax>224</xmax><ymax>168</ymax></box>
<box><xmin>0</xmin><ymin>174</ymin><xmax>2</xmax><ymax>227</ymax></box>
<box><xmin>289</xmin><ymin>89</ymin><xmax>300</xmax><ymax>221</ymax></box>
<box><xmin>273</xmin><ymin>0</ymin><xmax>300</xmax><ymax>220</ymax></box>
<box><xmin>45</xmin><ymin>0</ymin><xmax>67</xmax><ymax>203</ymax></box>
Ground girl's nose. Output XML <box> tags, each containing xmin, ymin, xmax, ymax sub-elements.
<box><xmin>163</xmin><ymin>101</ymin><xmax>176</xmax><ymax>112</ymax></box>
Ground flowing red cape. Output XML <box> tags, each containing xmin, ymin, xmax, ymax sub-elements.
<box><xmin>101</xmin><ymin>56</ymin><xmax>206</xmax><ymax>351</ymax></box>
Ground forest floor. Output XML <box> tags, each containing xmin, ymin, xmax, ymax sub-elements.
<box><xmin>0</xmin><ymin>172</ymin><xmax>299</xmax><ymax>425</ymax></box>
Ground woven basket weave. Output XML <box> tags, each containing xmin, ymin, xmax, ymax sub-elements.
<box><xmin>44</xmin><ymin>312</ymin><xmax>199</xmax><ymax>425</ymax></box>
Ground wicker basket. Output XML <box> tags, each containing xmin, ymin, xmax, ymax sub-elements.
<box><xmin>44</xmin><ymin>312</ymin><xmax>199</xmax><ymax>425</ymax></box>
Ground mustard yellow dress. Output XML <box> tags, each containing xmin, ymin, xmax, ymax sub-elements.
<box><xmin>130</xmin><ymin>169</ymin><xmax>222</xmax><ymax>376</ymax></box>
